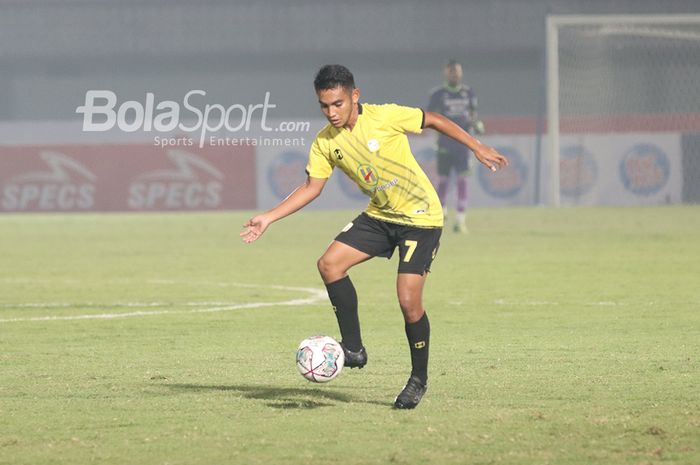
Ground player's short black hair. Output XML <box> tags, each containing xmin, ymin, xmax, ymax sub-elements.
<box><xmin>313</xmin><ymin>65</ymin><xmax>355</xmax><ymax>93</ymax></box>
<box><xmin>445</xmin><ymin>59</ymin><xmax>461</xmax><ymax>68</ymax></box>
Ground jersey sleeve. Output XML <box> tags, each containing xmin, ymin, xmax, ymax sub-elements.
<box><xmin>384</xmin><ymin>104</ymin><xmax>425</xmax><ymax>135</ymax></box>
<box><xmin>305</xmin><ymin>136</ymin><xmax>333</xmax><ymax>179</ymax></box>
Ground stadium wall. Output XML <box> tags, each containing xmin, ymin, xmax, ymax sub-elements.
<box><xmin>0</xmin><ymin>118</ymin><xmax>693</xmax><ymax>213</ymax></box>
<box><xmin>257</xmin><ymin>122</ymin><xmax>685</xmax><ymax>209</ymax></box>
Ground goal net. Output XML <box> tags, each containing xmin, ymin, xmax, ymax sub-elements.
<box><xmin>546</xmin><ymin>15</ymin><xmax>700</xmax><ymax>206</ymax></box>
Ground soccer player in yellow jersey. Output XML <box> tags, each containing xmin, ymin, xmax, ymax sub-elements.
<box><xmin>241</xmin><ymin>65</ymin><xmax>507</xmax><ymax>409</ymax></box>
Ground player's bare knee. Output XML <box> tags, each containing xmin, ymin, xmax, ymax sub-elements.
<box><xmin>398</xmin><ymin>294</ymin><xmax>421</xmax><ymax>314</ymax></box>
<box><xmin>400</xmin><ymin>305</ymin><xmax>424</xmax><ymax>324</ymax></box>
<box><xmin>317</xmin><ymin>255</ymin><xmax>339</xmax><ymax>281</ymax></box>
<box><xmin>316</xmin><ymin>255</ymin><xmax>330</xmax><ymax>277</ymax></box>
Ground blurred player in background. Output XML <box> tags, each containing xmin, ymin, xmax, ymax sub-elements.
<box><xmin>241</xmin><ymin>65</ymin><xmax>507</xmax><ymax>409</ymax></box>
<box><xmin>428</xmin><ymin>60</ymin><xmax>485</xmax><ymax>233</ymax></box>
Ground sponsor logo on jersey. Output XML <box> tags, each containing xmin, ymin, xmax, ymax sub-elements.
<box><xmin>376</xmin><ymin>178</ymin><xmax>398</xmax><ymax>192</ymax></box>
<box><xmin>367</xmin><ymin>139</ymin><xmax>380</xmax><ymax>152</ymax></box>
<box><xmin>357</xmin><ymin>163</ymin><xmax>379</xmax><ymax>187</ymax></box>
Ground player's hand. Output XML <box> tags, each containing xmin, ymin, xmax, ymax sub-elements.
<box><xmin>473</xmin><ymin>144</ymin><xmax>508</xmax><ymax>172</ymax></box>
<box><xmin>240</xmin><ymin>214</ymin><xmax>271</xmax><ymax>243</ymax></box>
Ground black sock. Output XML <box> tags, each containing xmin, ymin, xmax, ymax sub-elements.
<box><xmin>325</xmin><ymin>276</ymin><xmax>362</xmax><ymax>351</ymax></box>
<box><xmin>405</xmin><ymin>312</ymin><xmax>430</xmax><ymax>384</ymax></box>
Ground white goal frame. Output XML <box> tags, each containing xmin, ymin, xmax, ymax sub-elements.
<box><xmin>545</xmin><ymin>14</ymin><xmax>700</xmax><ymax>206</ymax></box>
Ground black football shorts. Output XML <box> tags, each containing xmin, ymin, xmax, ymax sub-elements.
<box><xmin>334</xmin><ymin>212</ymin><xmax>441</xmax><ymax>275</ymax></box>
<box><xmin>437</xmin><ymin>149</ymin><xmax>470</xmax><ymax>176</ymax></box>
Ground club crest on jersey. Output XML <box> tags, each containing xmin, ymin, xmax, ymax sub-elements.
<box><xmin>367</xmin><ymin>139</ymin><xmax>380</xmax><ymax>152</ymax></box>
<box><xmin>357</xmin><ymin>163</ymin><xmax>379</xmax><ymax>187</ymax></box>
<box><xmin>333</xmin><ymin>148</ymin><xmax>343</xmax><ymax>160</ymax></box>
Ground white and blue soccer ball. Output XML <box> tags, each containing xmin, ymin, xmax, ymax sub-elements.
<box><xmin>296</xmin><ymin>335</ymin><xmax>345</xmax><ymax>383</ymax></box>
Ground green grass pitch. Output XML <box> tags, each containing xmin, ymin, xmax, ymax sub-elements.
<box><xmin>1</xmin><ymin>206</ymin><xmax>699</xmax><ymax>465</ymax></box>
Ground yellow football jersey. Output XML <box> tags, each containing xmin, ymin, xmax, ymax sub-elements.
<box><xmin>306</xmin><ymin>103</ymin><xmax>443</xmax><ymax>228</ymax></box>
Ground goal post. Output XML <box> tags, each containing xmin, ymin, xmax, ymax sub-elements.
<box><xmin>546</xmin><ymin>14</ymin><xmax>700</xmax><ymax>206</ymax></box>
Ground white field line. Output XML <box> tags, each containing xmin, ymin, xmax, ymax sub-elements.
<box><xmin>0</xmin><ymin>284</ymin><xmax>327</xmax><ymax>323</ymax></box>
<box><xmin>492</xmin><ymin>300</ymin><xmax>637</xmax><ymax>307</ymax></box>
<box><xmin>493</xmin><ymin>299</ymin><xmax>559</xmax><ymax>306</ymax></box>
<box><xmin>1</xmin><ymin>300</ymin><xmax>295</xmax><ymax>309</ymax></box>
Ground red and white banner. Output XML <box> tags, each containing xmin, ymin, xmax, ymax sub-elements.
<box><xmin>0</xmin><ymin>144</ymin><xmax>255</xmax><ymax>212</ymax></box>
<box><xmin>0</xmin><ymin>118</ymin><xmax>691</xmax><ymax>212</ymax></box>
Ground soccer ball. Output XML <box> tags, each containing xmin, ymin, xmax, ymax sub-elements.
<box><xmin>296</xmin><ymin>335</ymin><xmax>345</xmax><ymax>383</ymax></box>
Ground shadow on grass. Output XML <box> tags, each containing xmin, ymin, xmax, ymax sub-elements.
<box><xmin>165</xmin><ymin>383</ymin><xmax>366</xmax><ymax>410</ymax></box>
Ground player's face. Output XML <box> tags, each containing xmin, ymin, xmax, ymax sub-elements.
<box><xmin>444</xmin><ymin>64</ymin><xmax>463</xmax><ymax>87</ymax></box>
<box><xmin>317</xmin><ymin>86</ymin><xmax>360</xmax><ymax>128</ymax></box>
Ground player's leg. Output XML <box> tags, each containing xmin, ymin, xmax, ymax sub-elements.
<box><xmin>397</xmin><ymin>274</ymin><xmax>430</xmax><ymax>380</ymax></box>
<box><xmin>318</xmin><ymin>214</ymin><xmax>393</xmax><ymax>368</ymax></box>
<box><xmin>317</xmin><ymin>240</ymin><xmax>371</xmax><ymax>366</ymax></box>
<box><xmin>317</xmin><ymin>240</ymin><xmax>371</xmax><ymax>284</ymax></box>
<box><xmin>394</xmin><ymin>272</ymin><xmax>430</xmax><ymax>409</ymax></box>
<box><xmin>454</xmin><ymin>154</ymin><xmax>470</xmax><ymax>233</ymax></box>
<box><xmin>393</xmin><ymin>227</ymin><xmax>441</xmax><ymax>409</ymax></box>
<box><xmin>436</xmin><ymin>150</ymin><xmax>451</xmax><ymax>223</ymax></box>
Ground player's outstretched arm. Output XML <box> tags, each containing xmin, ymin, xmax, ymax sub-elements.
<box><xmin>240</xmin><ymin>176</ymin><xmax>327</xmax><ymax>244</ymax></box>
<box><xmin>424</xmin><ymin>111</ymin><xmax>508</xmax><ymax>171</ymax></box>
